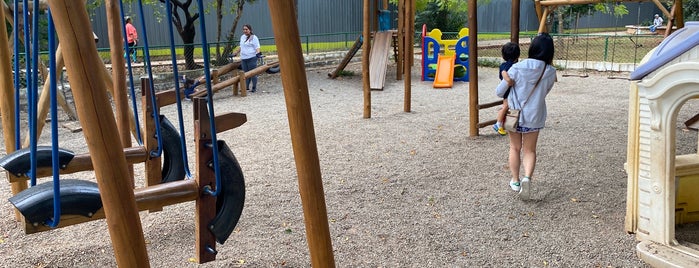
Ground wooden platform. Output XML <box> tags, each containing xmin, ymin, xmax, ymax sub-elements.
<box><xmin>369</xmin><ymin>31</ymin><xmax>393</xmax><ymax>90</ymax></box>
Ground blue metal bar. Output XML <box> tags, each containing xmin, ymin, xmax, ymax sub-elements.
<box><xmin>13</xmin><ymin>0</ymin><xmax>20</xmax><ymax>151</ymax></box>
<box><xmin>164</xmin><ymin>0</ymin><xmax>192</xmax><ymax>179</ymax></box>
<box><xmin>119</xmin><ymin>0</ymin><xmax>143</xmax><ymax>145</ymax></box>
<box><xmin>195</xmin><ymin>0</ymin><xmax>222</xmax><ymax>196</ymax></box>
<box><xmin>45</xmin><ymin>9</ymin><xmax>61</xmax><ymax>228</ymax></box>
<box><xmin>137</xmin><ymin>0</ymin><xmax>163</xmax><ymax>158</ymax></box>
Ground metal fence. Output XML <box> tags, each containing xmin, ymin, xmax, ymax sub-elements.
<box><xmin>84</xmin><ymin>31</ymin><xmax>664</xmax><ymax>71</ymax></box>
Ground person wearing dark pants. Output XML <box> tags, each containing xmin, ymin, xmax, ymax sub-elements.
<box><xmin>233</xmin><ymin>24</ymin><xmax>261</xmax><ymax>92</ymax></box>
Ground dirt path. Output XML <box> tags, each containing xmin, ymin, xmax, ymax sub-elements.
<box><xmin>3</xmin><ymin>62</ymin><xmax>689</xmax><ymax>267</ymax></box>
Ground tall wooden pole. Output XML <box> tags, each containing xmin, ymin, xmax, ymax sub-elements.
<box><xmin>403</xmin><ymin>0</ymin><xmax>412</xmax><ymax>112</ymax></box>
<box><xmin>363</xmin><ymin>0</ymin><xmax>371</xmax><ymax>118</ymax></box>
<box><xmin>468</xmin><ymin>0</ymin><xmax>479</xmax><ymax>137</ymax></box>
<box><xmin>511</xmin><ymin>0</ymin><xmax>520</xmax><ymax>43</ymax></box>
<box><xmin>0</xmin><ymin>0</ymin><xmax>22</xmax><ymax>206</ymax></box>
<box><xmin>267</xmin><ymin>1</ymin><xmax>336</xmax><ymax>267</ymax></box>
<box><xmin>396</xmin><ymin>0</ymin><xmax>403</xmax><ymax>81</ymax></box>
<box><xmin>105</xmin><ymin>0</ymin><xmax>132</xmax><ymax>167</ymax></box>
<box><xmin>675</xmin><ymin>0</ymin><xmax>684</xmax><ymax>28</ymax></box>
<box><xmin>46</xmin><ymin>1</ymin><xmax>149</xmax><ymax>266</ymax></box>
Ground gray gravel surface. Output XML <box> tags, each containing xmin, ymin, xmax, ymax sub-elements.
<box><xmin>3</xmin><ymin>62</ymin><xmax>697</xmax><ymax>267</ymax></box>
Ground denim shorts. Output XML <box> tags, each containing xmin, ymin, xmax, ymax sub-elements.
<box><xmin>516</xmin><ymin>126</ymin><xmax>542</xmax><ymax>133</ymax></box>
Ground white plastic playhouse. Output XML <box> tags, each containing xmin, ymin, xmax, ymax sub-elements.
<box><xmin>627</xmin><ymin>21</ymin><xmax>699</xmax><ymax>266</ymax></box>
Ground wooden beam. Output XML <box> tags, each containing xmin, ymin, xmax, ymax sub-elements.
<box><xmin>363</xmin><ymin>0</ymin><xmax>371</xmax><ymax>118</ymax></box>
<box><xmin>469</xmin><ymin>0</ymin><xmax>479</xmax><ymax>137</ymax></box>
<box><xmin>403</xmin><ymin>0</ymin><xmax>412</xmax><ymax>113</ymax></box>
<box><xmin>46</xmin><ymin>1</ymin><xmax>149</xmax><ymax>266</ymax></box>
<box><xmin>189</xmin><ymin>62</ymin><xmax>278</xmax><ymax>98</ymax></box>
<box><xmin>105</xmin><ymin>0</ymin><xmax>132</xmax><ymax>180</ymax></box>
<box><xmin>650</xmin><ymin>0</ymin><xmax>672</xmax><ymax>20</ymax></box>
<box><xmin>538</xmin><ymin>7</ymin><xmax>550</xmax><ymax>33</ymax></box>
<box><xmin>268</xmin><ymin>1</ymin><xmax>336</xmax><ymax>267</ymax></box>
<box><xmin>23</xmin><ymin>180</ymin><xmax>199</xmax><ymax>234</ymax></box>
<box><xmin>512</xmin><ymin>0</ymin><xmax>520</xmax><ymax>43</ymax></box>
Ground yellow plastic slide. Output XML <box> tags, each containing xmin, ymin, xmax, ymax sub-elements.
<box><xmin>433</xmin><ymin>54</ymin><xmax>455</xmax><ymax>88</ymax></box>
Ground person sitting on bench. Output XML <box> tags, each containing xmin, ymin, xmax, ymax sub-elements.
<box><xmin>650</xmin><ymin>14</ymin><xmax>664</xmax><ymax>33</ymax></box>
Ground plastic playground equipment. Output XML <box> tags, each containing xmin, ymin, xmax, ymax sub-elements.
<box><xmin>421</xmin><ymin>25</ymin><xmax>469</xmax><ymax>86</ymax></box>
<box><xmin>626</xmin><ymin>21</ymin><xmax>699</xmax><ymax>267</ymax></box>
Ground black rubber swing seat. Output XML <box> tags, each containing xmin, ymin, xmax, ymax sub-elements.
<box><xmin>0</xmin><ymin>115</ymin><xmax>185</xmax><ymax>183</ymax></box>
<box><xmin>159</xmin><ymin>115</ymin><xmax>186</xmax><ymax>183</ymax></box>
<box><xmin>209</xmin><ymin>140</ymin><xmax>246</xmax><ymax>244</ymax></box>
<box><xmin>0</xmin><ymin>146</ymin><xmax>75</xmax><ymax>177</ymax></box>
<box><xmin>9</xmin><ymin>179</ymin><xmax>102</xmax><ymax>226</ymax></box>
<box><xmin>266</xmin><ymin>65</ymin><xmax>280</xmax><ymax>74</ymax></box>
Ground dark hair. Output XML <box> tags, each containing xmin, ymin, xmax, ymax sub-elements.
<box><xmin>501</xmin><ymin>42</ymin><xmax>520</xmax><ymax>62</ymax></box>
<box><xmin>244</xmin><ymin>24</ymin><xmax>254</xmax><ymax>42</ymax></box>
<box><xmin>528</xmin><ymin>33</ymin><xmax>554</xmax><ymax>65</ymax></box>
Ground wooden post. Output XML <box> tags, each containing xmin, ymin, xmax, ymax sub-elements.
<box><xmin>267</xmin><ymin>1</ymin><xmax>336</xmax><ymax>267</ymax></box>
<box><xmin>362</xmin><ymin>0</ymin><xmax>371</xmax><ymax>118</ymax></box>
<box><xmin>0</xmin><ymin>0</ymin><xmax>23</xmax><ymax>220</ymax></box>
<box><xmin>468</xmin><ymin>0</ymin><xmax>479</xmax><ymax>137</ymax></box>
<box><xmin>396</xmin><ymin>0</ymin><xmax>403</xmax><ymax>81</ymax></box>
<box><xmin>105</xmin><ymin>0</ymin><xmax>134</xmax><ymax>179</ymax></box>
<box><xmin>232</xmin><ymin>72</ymin><xmax>240</xmax><ymax>96</ymax></box>
<box><xmin>511</xmin><ymin>0</ymin><xmax>520</xmax><ymax>43</ymax></box>
<box><xmin>193</xmin><ymin>98</ymin><xmax>217</xmax><ymax>263</ymax></box>
<box><xmin>212</xmin><ymin>69</ymin><xmax>219</xmax><ymax>86</ymax></box>
<box><xmin>675</xmin><ymin>0</ymin><xmax>684</xmax><ymax>28</ymax></box>
<box><xmin>239</xmin><ymin>71</ymin><xmax>247</xmax><ymax>97</ymax></box>
<box><xmin>538</xmin><ymin>7</ymin><xmax>550</xmax><ymax>34</ymax></box>
<box><xmin>46</xmin><ymin>1</ymin><xmax>149</xmax><ymax>266</ymax></box>
<box><xmin>403</xmin><ymin>0</ymin><xmax>412</xmax><ymax>113</ymax></box>
<box><xmin>142</xmin><ymin>78</ymin><xmax>162</xmax><ymax>188</ymax></box>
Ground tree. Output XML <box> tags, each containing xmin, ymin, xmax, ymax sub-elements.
<box><xmin>88</xmin><ymin>0</ymin><xmax>201</xmax><ymax>69</ymax></box>
<box><xmin>686</xmin><ymin>0</ymin><xmax>699</xmax><ymax>21</ymax></box>
<box><xmin>160</xmin><ymin>0</ymin><xmax>200</xmax><ymax>69</ymax></box>
<box><xmin>553</xmin><ymin>2</ymin><xmax>629</xmax><ymax>34</ymax></box>
<box><xmin>214</xmin><ymin>0</ymin><xmax>257</xmax><ymax>64</ymax></box>
<box><xmin>392</xmin><ymin>0</ymin><xmax>489</xmax><ymax>32</ymax></box>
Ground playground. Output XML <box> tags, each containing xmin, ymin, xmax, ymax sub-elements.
<box><xmin>4</xmin><ymin>0</ymin><xmax>699</xmax><ymax>266</ymax></box>
<box><xmin>5</xmin><ymin>60</ymin><xmax>695</xmax><ymax>266</ymax></box>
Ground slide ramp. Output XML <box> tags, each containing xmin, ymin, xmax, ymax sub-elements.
<box><xmin>433</xmin><ymin>54</ymin><xmax>455</xmax><ymax>88</ymax></box>
<box><xmin>369</xmin><ymin>31</ymin><xmax>393</xmax><ymax>90</ymax></box>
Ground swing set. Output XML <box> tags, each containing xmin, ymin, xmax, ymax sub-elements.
<box><xmin>0</xmin><ymin>1</ymin><xmax>333</xmax><ymax>267</ymax></box>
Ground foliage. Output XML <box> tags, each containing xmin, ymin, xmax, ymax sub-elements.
<box><xmin>390</xmin><ymin>0</ymin><xmax>490</xmax><ymax>32</ymax></box>
<box><xmin>414</xmin><ymin>1</ymin><xmax>466</xmax><ymax>32</ymax></box>
<box><xmin>684</xmin><ymin>0</ymin><xmax>699</xmax><ymax>21</ymax></box>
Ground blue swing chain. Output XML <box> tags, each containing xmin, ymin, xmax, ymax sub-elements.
<box><xmin>12</xmin><ymin>0</ymin><xmax>20</xmax><ymax>151</ymax></box>
<box><xmin>194</xmin><ymin>0</ymin><xmax>222</xmax><ymax>196</ymax></box>
<box><xmin>46</xmin><ymin>9</ymin><xmax>61</xmax><ymax>228</ymax></box>
<box><xmin>119</xmin><ymin>0</ymin><xmax>144</xmax><ymax>145</ymax></box>
<box><xmin>137</xmin><ymin>0</ymin><xmax>164</xmax><ymax>159</ymax></box>
<box><xmin>164</xmin><ymin>0</ymin><xmax>192</xmax><ymax>179</ymax></box>
<box><xmin>26</xmin><ymin>0</ymin><xmax>38</xmax><ymax>186</ymax></box>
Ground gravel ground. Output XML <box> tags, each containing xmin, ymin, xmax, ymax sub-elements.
<box><xmin>1</xmin><ymin>61</ymin><xmax>698</xmax><ymax>267</ymax></box>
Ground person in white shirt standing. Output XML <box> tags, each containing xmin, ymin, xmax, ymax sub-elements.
<box><xmin>233</xmin><ymin>24</ymin><xmax>262</xmax><ymax>92</ymax></box>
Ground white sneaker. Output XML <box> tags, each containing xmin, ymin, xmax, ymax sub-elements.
<box><xmin>509</xmin><ymin>180</ymin><xmax>520</xmax><ymax>191</ymax></box>
<box><xmin>519</xmin><ymin>177</ymin><xmax>531</xmax><ymax>199</ymax></box>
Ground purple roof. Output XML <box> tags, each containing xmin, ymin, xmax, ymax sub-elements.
<box><xmin>630</xmin><ymin>22</ymin><xmax>699</xmax><ymax>80</ymax></box>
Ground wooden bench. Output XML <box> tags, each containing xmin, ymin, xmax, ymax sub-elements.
<box><xmin>625</xmin><ymin>25</ymin><xmax>669</xmax><ymax>35</ymax></box>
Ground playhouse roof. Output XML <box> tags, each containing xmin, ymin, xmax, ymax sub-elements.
<box><xmin>630</xmin><ymin>22</ymin><xmax>699</xmax><ymax>80</ymax></box>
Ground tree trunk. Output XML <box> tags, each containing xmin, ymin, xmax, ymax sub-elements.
<box><xmin>218</xmin><ymin>2</ymin><xmax>245</xmax><ymax>63</ymax></box>
<box><xmin>215</xmin><ymin>0</ymin><xmax>223</xmax><ymax>60</ymax></box>
<box><xmin>181</xmin><ymin>24</ymin><xmax>198</xmax><ymax>69</ymax></box>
